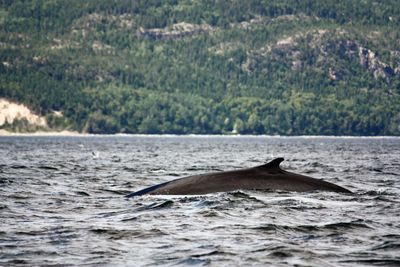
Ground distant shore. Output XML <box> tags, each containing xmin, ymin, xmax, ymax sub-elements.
<box><xmin>0</xmin><ymin>129</ymin><xmax>81</xmax><ymax>136</ymax></box>
<box><xmin>0</xmin><ymin>130</ymin><xmax>399</xmax><ymax>138</ymax></box>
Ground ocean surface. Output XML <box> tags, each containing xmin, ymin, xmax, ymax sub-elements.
<box><xmin>0</xmin><ymin>135</ymin><xmax>399</xmax><ymax>266</ymax></box>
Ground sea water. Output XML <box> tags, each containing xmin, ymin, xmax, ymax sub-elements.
<box><xmin>0</xmin><ymin>136</ymin><xmax>399</xmax><ymax>266</ymax></box>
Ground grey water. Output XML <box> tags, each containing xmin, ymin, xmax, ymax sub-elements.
<box><xmin>0</xmin><ymin>136</ymin><xmax>399</xmax><ymax>266</ymax></box>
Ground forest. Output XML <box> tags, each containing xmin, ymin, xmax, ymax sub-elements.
<box><xmin>0</xmin><ymin>0</ymin><xmax>399</xmax><ymax>135</ymax></box>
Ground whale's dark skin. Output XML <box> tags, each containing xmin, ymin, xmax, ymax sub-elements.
<box><xmin>125</xmin><ymin>158</ymin><xmax>351</xmax><ymax>198</ymax></box>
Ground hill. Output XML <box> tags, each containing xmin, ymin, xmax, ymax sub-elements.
<box><xmin>1</xmin><ymin>0</ymin><xmax>400</xmax><ymax>135</ymax></box>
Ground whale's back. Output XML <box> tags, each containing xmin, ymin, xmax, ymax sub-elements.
<box><xmin>125</xmin><ymin>158</ymin><xmax>351</xmax><ymax>197</ymax></box>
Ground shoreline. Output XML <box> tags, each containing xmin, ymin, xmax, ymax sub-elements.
<box><xmin>0</xmin><ymin>130</ymin><xmax>81</xmax><ymax>136</ymax></box>
<box><xmin>0</xmin><ymin>130</ymin><xmax>399</xmax><ymax>139</ymax></box>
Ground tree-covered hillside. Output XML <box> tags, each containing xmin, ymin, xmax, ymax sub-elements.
<box><xmin>1</xmin><ymin>0</ymin><xmax>400</xmax><ymax>135</ymax></box>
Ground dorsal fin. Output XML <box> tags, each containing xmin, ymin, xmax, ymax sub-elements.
<box><xmin>258</xmin><ymin>158</ymin><xmax>284</xmax><ymax>169</ymax></box>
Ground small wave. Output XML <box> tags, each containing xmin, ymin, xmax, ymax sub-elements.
<box><xmin>111</xmin><ymin>156</ymin><xmax>121</xmax><ymax>162</ymax></box>
<box><xmin>196</xmin><ymin>210</ymin><xmax>221</xmax><ymax>217</ymax></box>
<box><xmin>227</xmin><ymin>191</ymin><xmax>266</xmax><ymax>203</ymax></box>
<box><xmin>10</xmin><ymin>165</ymin><xmax>28</xmax><ymax>169</ymax></box>
<box><xmin>268</xmin><ymin>250</ymin><xmax>292</xmax><ymax>258</ymax></box>
<box><xmin>370</xmin><ymin>167</ymin><xmax>384</xmax><ymax>173</ymax></box>
<box><xmin>382</xmin><ymin>234</ymin><xmax>400</xmax><ymax>239</ymax></box>
<box><xmin>133</xmin><ymin>200</ymin><xmax>174</xmax><ymax>212</ymax></box>
<box><xmin>360</xmin><ymin>190</ymin><xmax>395</xmax><ymax>197</ymax></box>
<box><xmin>122</xmin><ymin>167</ymin><xmax>138</xmax><ymax>172</ymax></box>
<box><xmin>320</xmin><ymin>220</ymin><xmax>372</xmax><ymax>230</ymax></box>
<box><xmin>191</xmin><ymin>250</ymin><xmax>234</xmax><ymax>258</ymax></box>
<box><xmin>75</xmin><ymin>191</ymin><xmax>90</xmax><ymax>196</ymax></box>
<box><xmin>342</xmin><ymin>258</ymin><xmax>400</xmax><ymax>266</ymax></box>
<box><xmin>176</xmin><ymin>257</ymin><xmax>210</xmax><ymax>266</ymax></box>
<box><xmin>306</xmin><ymin>162</ymin><xmax>329</xmax><ymax>168</ymax></box>
<box><xmin>148</xmin><ymin>167</ymin><xmax>166</xmax><ymax>173</ymax></box>
<box><xmin>194</xmin><ymin>199</ymin><xmax>218</xmax><ymax>208</ymax></box>
<box><xmin>8</xmin><ymin>193</ymin><xmax>34</xmax><ymax>200</ymax></box>
<box><xmin>0</xmin><ymin>178</ymin><xmax>13</xmax><ymax>185</ymax></box>
<box><xmin>15</xmin><ymin>230</ymin><xmax>48</xmax><ymax>236</ymax></box>
<box><xmin>166</xmin><ymin>173</ymin><xmax>182</xmax><ymax>177</ymax></box>
<box><xmin>185</xmin><ymin>167</ymin><xmax>224</xmax><ymax>172</ymax></box>
<box><xmin>2</xmin><ymin>259</ymin><xmax>31</xmax><ymax>265</ymax></box>
<box><xmin>253</xmin><ymin>220</ymin><xmax>371</xmax><ymax>233</ymax></box>
<box><xmin>89</xmin><ymin>228</ymin><xmax>167</xmax><ymax>239</ymax></box>
<box><xmin>38</xmin><ymin>165</ymin><xmax>58</xmax><ymax>170</ymax></box>
<box><xmin>101</xmin><ymin>188</ymin><xmax>127</xmax><ymax>195</ymax></box>
<box><xmin>372</xmin><ymin>241</ymin><xmax>400</xmax><ymax>251</ymax></box>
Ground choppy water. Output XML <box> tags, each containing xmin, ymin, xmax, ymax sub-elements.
<box><xmin>1</xmin><ymin>135</ymin><xmax>399</xmax><ymax>266</ymax></box>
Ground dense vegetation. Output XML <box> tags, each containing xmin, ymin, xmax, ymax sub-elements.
<box><xmin>1</xmin><ymin>0</ymin><xmax>400</xmax><ymax>135</ymax></box>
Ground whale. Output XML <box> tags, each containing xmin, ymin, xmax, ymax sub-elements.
<box><xmin>125</xmin><ymin>158</ymin><xmax>351</xmax><ymax>198</ymax></box>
